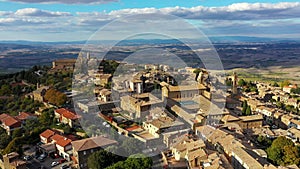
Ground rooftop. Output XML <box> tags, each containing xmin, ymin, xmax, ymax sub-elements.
<box><xmin>56</xmin><ymin>138</ymin><xmax>72</xmax><ymax>147</ymax></box>
<box><xmin>239</xmin><ymin>114</ymin><xmax>263</xmax><ymax>122</ymax></box>
<box><xmin>55</xmin><ymin>108</ymin><xmax>81</xmax><ymax>120</ymax></box>
<box><xmin>0</xmin><ymin>113</ymin><xmax>21</xmax><ymax>127</ymax></box>
<box><xmin>161</xmin><ymin>82</ymin><xmax>207</xmax><ymax>92</ymax></box>
<box><xmin>72</xmin><ymin>136</ymin><xmax>117</xmax><ymax>152</ymax></box>
<box><xmin>232</xmin><ymin>147</ymin><xmax>263</xmax><ymax>169</ymax></box>
<box><xmin>40</xmin><ymin>129</ymin><xmax>56</xmax><ymax>139</ymax></box>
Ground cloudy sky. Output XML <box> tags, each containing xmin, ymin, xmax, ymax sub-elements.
<box><xmin>0</xmin><ymin>0</ymin><xmax>299</xmax><ymax>41</ymax></box>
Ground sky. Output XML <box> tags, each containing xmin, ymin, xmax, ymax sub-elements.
<box><xmin>0</xmin><ymin>0</ymin><xmax>299</xmax><ymax>41</ymax></box>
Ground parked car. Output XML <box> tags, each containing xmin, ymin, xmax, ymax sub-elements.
<box><xmin>38</xmin><ymin>154</ymin><xmax>47</xmax><ymax>161</ymax></box>
<box><xmin>23</xmin><ymin>155</ymin><xmax>33</xmax><ymax>161</ymax></box>
<box><xmin>60</xmin><ymin>164</ymin><xmax>70</xmax><ymax>169</ymax></box>
<box><xmin>51</xmin><ymin>161</ymin><xmax>60</xmax><ymax>167</ymax></box>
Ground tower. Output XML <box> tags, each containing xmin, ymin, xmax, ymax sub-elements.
<box><xmin>87</xmin><ymin>52</ymin><xmax>90</xmax><ymax>61</ymax></box>
<box><xmin>198</xmin><ymin>71</ymin><xmax>204</xmax><ymax>84</ymax></box>
<box><xmin>232</xmin><ymin>72</ymin><xmax>238</xmax><ymax>95</ymax></box>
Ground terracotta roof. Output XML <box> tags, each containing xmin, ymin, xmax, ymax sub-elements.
<box><xmin>72</xmin><ymin>136</ymin><xmax>117</xmax><ymax>152</ymax></box>
<box><xmin>56</xmin><ymin>138</ymin><xmax>72</xmax><ymax>147</ymax></box>
<box><xmin>55</xmin><ymin>108</ymin><xmax>81</xmax><ymax>120</ymax></box>
<box><xmin>40</xmin><ymin>129</ymin><xmax>56</xmax><ymax>139</ymax></box>
<box><xmin>0</xmin><ymin>113</ymin><xmax>21</xmax><ymax>127</ymax></box>
<box><xmin>16</xmin><ymin>112</ymin><xmax>35</xmax><ymax>121</ymax></box>
<box><xmin>51</xmin><ymin>134</ymin><xmax>65</xmax><ymax>142</ymax></box>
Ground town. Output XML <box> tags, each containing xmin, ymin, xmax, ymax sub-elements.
<box><xmin>0</xmin><ymin>52</ymin><xmax>300</xmax><ymax>169</ymax></box>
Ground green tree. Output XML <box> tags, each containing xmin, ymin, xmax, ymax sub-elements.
<box><xmin>12</xmin><ymin>128</ymin><xmax>23</xmax><ymax>139</ymax></box>
<box><xmin>238</xmin><ymin>79</ymin><xmax>247</xmax><ymax>86</ymax></box>
<box><xmin>0</xmin><ymin>84</ymin><xmax>11</xmax><ymax>96</ymax></box>
<box><xmin>245</xmin><ymin>106</ymin><xmax>252</xmax><ymax>115</ymax></box>
<box><xmin>24</xmin><ymin>118</ymin><xmax>40</xmax><ymax>133</ymax></box>
<box><xmin>280</xmin><ymin>80</ymin><xmax>290</xmax><ymax>88</ymax></box>
<box><xmin>39</xmin><ymin>108</ymin><xmax>54</xmax><ymax>126</ymax></box>
<box><xmin>106</xmin><ymin>154</ymin><xmax>152</xmax><ymax>169</ymax></box>
<box><xmin>291</xmin><ymin>88</ymin><xmax>300</xmax><ymax>94</ymax></box>
<box><xmin>283</xmin><ymin>145</ymin><xmax>300</xmax><ymax>166</ymax></box>
<box><xmin>242</xmin><ymin>100</ymin><xmax>248</xmax><ymax>115</ymax></box>
<box><xmin>3</xmin><ymin>137</ymin><xmax>23</xmax><ymax>155</ymax></box>
<box><xmin>276</xmin><ymin>101</ymin><xmax>285</xmax><ymax>109</ymax></box>
<box><xmin>0</xmin><ymin>133</ymin><xmax>12</xmax><ymax>149</ymax></box>
<box><xmin>273</xmin><ymin>82</ymin><xmax>279</xmax><ymax>87</ymax></box>
<box><xmin>87</xmin><ymin>149</ymin><xmax>123</xmax><ymax>169</ymax></box>
<box><xmin>257</xmin><ymin>135</ymin><xmax>272</xmax><ymax>147</ymax></box>
<box><xmin>267</xmin><ymin>136</ymin><xmax>299</xmax><ymax>166</ymax></box>
<box><xmin>121</xmin><ymin>138</ymin><xmax>144</xmax><ymax>155</ymax></box>
<box><xmin>44</xmin><ymin>88</ymin><xmax>67</xmax><ymax>107</ymax></box>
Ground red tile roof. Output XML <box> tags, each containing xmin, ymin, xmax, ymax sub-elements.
<box><xmin>72</xmin><ymin>136</ymin><xmax>117</xmax><ymax>152</ymax></box>
<box><xmin>55</xmin><ymin>108</ymin><xmax>81</xmax><ymax>120</ymax></box>
<box><xmin>126</xmin><ymin>125</ymin><xmax>141</xmax><ymax>131</ymax></box>
<box><xmin>16</xmin><ymin>112</ymin><xmax>35</xmax><ymax>121</ymax></box>
<box><xmin>0</xmin><ymin>114</ymin><xmax>21</xmax><ymax>127</ymax></box>
<box><xmin>56</xmin><ymin>138</ymin><xmax>72</xmax><ymax>147</ymax></box>
<box><xmin>40</xmin><ymin>129</ymin><xmax>56</xmax><ymax>139</ymax></box>
<box><xmin>51</xmin><ymin>134</ymin><xmax>65</xmax><ymax>142</ymax></box>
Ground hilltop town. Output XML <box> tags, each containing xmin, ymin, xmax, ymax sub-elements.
<box><xmin>0</xmin><ymin>52</ymin><xmax>300</xmax><ymax>169</ymax></box>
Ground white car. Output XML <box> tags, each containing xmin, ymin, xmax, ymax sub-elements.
<box><xmin>51</xmin><ymin>161</ymin><xmax>59</xmax><ymax>167</ymax></box>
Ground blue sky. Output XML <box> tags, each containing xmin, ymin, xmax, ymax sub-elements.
<box><xmin>1</xmin><ymin>0</ymin><xmax>300</xmax><ymax>14</ymax></box>
<box><xmin>0</xmin><ymin>0</ymin><xmax>299</xmax><ymax>41</ymax></box>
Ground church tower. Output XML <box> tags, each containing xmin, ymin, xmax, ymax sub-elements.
<box><xmin>232</xmin><ymin>72</ymin><xmax>238</xmax><ymax>95</ymax></box>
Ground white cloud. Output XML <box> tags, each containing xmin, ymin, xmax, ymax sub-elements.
<box><xmin>0</xmin><ymin>11</ymin><xmax>13</xmax><ymax>16</ymax></box>
<box><xmin>108</xmin><ymin>2</ymin><xmax>300</xmax><ymax>20</ymax></box>
<box><xmin>3</xmin><ymin>0</ymin><xmax>117</xmax><ymax>4</ymax></box>
<box><xmin>0</xmin><ymin>2</ymin><xmax>300</xmax><ymax>41</ymax></box>
<box><xmin>15</xmin><ymin>8</ymin><xmax>71</xmax><ymax>17</ymax></box>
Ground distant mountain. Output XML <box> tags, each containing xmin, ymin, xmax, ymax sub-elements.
<box><xmin>208</xmin><ymin>36</ymin><xmax>300</xmax><ymax>43</ymax></box>
<box><xmin>1</xmin><ymin>36</ymin><xmax>299</xmax><ymax>45</ymax></box>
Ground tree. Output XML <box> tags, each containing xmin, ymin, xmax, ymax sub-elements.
<box><xmin>44</xmin><ymin>88</ymin><xmax>67</xmax><ymax>107</ymax></box>
<box><xmin>0</xmin><ymin>84</ymin><xmax>11</xmax><ymax>96</ymax></box>
<box><xmin>0</xmin><ymin>133</ymin><xmax>12</xmax><ymax>149</ymax></box>
<box><xmin>121</xmin><ymin>138</ymin><xmax>145</xmax><ymax>155</ymax></box>
<box><xmin>245</xmin><ymin>106</ymin><xmax>252</xmax><ymax>115</ymax></box>
<box><xmin>257</xmin><ymin>135</ymin><xmax>272</xmax><ymax>147</ymax></box>
<box><xmin>106</xmin><ymin>154</ymin><xmax>152</xmax><ymax>169</ymax></box>
<box><xmin>3</xmin><ymin>137</ymin><xmax>23</xmax><ymax>155</ymax></box>
<box><xmin>12</xmin><ymin>128</ymin><xmax>23</xmax><ymax>139</ymax></box>
<box><xmin>242</xmin><ymin>100</ymin><xmax>248</xmax><ymax>115</ymax></box>
<box><xmin>267</xmin><ymin>136</ymin><xmax>299</xmax><ymax>166</ymax></box>
<box><xmin>39</xmin><ymin>108</ymin><xmax>54</xmax><ymax>126</ymax></box>
<box><xmin>24</xmin><ymin>118</ymin><xmax>40</xmax><ymax>133</ymax></box>
<box><xmin>283</xmin><ymin>145</ymin><xmax>300</xmax><ymax>166</ymax></box>
<box><xmin>238</xmin><ymin>79</ymin><xmax>247</xmax><ymax>86</ymax></box>
<box><xmin>280</xmin><ymin>80</ymin><xmax>290</xmax><ymax>88</ymax></box>
<box><xmin>291</xmin><ymin>88</ymin><xmax>300</xmax><ymax>94</ymax></box>
<box><xmin>273</xmin><ymin>82</ymin><xmax>279</xmax><ymax>87</ymax></box>
<box><xmin>87</xmin><ymin>149</ymin><xmax>123</xmax><ymax>169</ymax></box>
<box><xmin>276</xmin><ymin>101</ymin><xmax>285</xmax><ymax>109</ymax></box>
